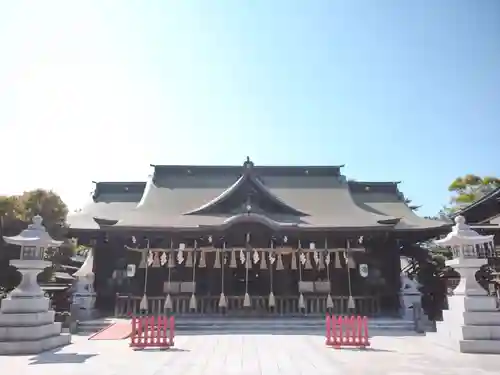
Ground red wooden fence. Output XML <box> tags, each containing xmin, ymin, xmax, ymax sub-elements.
<box><xmin>130</xmin><ymin>315</ymin><xmax>175</xmax><ymax>349</ymax></box>
<box><xmin>325</xmin><ymin>315</ymin><xmax>370</xmax><ymax>349</ymax></box>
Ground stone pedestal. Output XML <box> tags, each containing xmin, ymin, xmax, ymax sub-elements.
<box><xmin>435</xmin><ymin>258</ymin><xmax>500</xmax><ymax>354</ymax></box>
<box><xmin>71</xmin><ymin>276</ymin><xmax>98</xmax><ymax>321</ymax></box>
<box><xmin>400</xmin><ymin>274</ymin><xmax>421</xmax><ymax>321</ymax></box>
<box><xmin>0</xmin><ymin>260</ymin><xmax>71</xmax><ymax>355</ymax></box>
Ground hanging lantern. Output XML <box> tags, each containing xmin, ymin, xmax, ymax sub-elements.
<box><xmin>359</xmin><ymin>264</ymin><xmax>369</xmax><ymax>278</ymax></box>
<box><xmin>126</xmin><ymin>264</ymin><xmax>136</xmax><ymax>277</ymax></box>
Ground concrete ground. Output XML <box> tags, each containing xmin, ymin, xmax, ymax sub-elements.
<box><xmin>1</xmin><ymin>333</ymin><xmax>500</xmax><ymax>375</ymax></box>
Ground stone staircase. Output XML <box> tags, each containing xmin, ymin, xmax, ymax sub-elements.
<box><xmin>0</xmin><ymin>294</ymin><xmax>71</xmax><ymax>355</ymax></box>
<box><xmin>77</xmin><ymin>316</ymin><xmax>416</xmax><ymax>336</ymax></box>
<box><xmin>435</xmin><ymin>292</ymin><xmax>500</xmax><ymax>354</ymax></box>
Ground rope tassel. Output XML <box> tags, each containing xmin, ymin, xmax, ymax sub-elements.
<box><xmin>139</xmin><ymin>251</ymin><xmax>147</xmax><ymax>268</ymax></box>
<box><xmin>260</xmin><ymin>250</ymin><xmax>267</xmax><ymax>269</ymax></box>
<box><xmin>185</xmin><ymin>249</ymin><xmax>193</xmax><ymax>267</ymax></box>
<box><xmin>291</xmin><ymin>251</ymin><xmax>297</xmax><ymax>270</ymax></box>
<box><xmin>298</xmin><ymin>293</ymin><xmax>305</xmax><ymax>310</ymax></box>
<box><xmin>213</xmin><ymin>248</ymin><xmax>221</xmax><ymax>268</ymax></box>
<box><xmin>219</xmin><ymin>292</ymin><xmax>227</xmax><ymax>308</ymax></box>
<box><xmin>219</xmin><ymin>242</ymin><xmax>227</xmax><ymax>308</ymax></box>
<box><xmin>268</xmin><ymin>291</ymin><xmax>275</xmax><ymax>308</ymax></box>
<box><xmin>189</xmin><ymin>293</ymin><xmax>197</xmax><ymax>310</ymax></box>
<box><xmin>348</xmin><ymin>254</ymin><xmax>356</xmax><ymax>269</ymax></box>
<box><xmin>152</xmin><ymin>252</ymin><xmax>160</xmax><ymax>267</ymax></box>
<box><xmin>164</xmin><ymin>294</ymin><xmax>172</xmax><ymax>310</ymax></box>
<box><xmin>167</xmin><ymin>252</ymin><xmax>175</xmax><ymax>268</ymax></box>
<box><xmin>304</xmin><ymin>252</ymin><xmax>312</xmax><ymax>269</ymax></box>
<box><xmin>334</xmin><ymin>251</ymin><xmax>342</xmax><ymax>269</ymax></box>
<box><xmin>318</xmin><ymin>251</ymin><xmax>325</xmax><ymax>270</ymax></box>
<box><xmin>243</xmin><ymin>247</ymin><xmax>251</xmax><ymax>307</ymax></box>
<box><xmin>198</xmin><ymin>249</ymin><xmax>206</xmax><ymax>268</ymax></box>
<box><xmin>140</xmin><ymin>294</ymin><xmax>148</xmax><ymax>311</ymax></box>
<box><xmin>230</xmin><ymin>250</ymin><xmax>237</xmax><ymax>268</ymax></box>
<box><xmin>276</xmin><ymin>251</ymin><xmax>284</xmax><ymax>270</ymax></box>
<box><xmin>326</xmin><ymin>294</ymin><xmax>334</xmax><ymax>309</ymax></box>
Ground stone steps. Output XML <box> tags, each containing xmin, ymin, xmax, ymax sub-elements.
<box><xmin>460</xmin><ymin>339</ymin><xmax>500</xmax><ymax>354</ymax></box>
<box><xmin>462</xmin><ymin>325</ymin><xmax>500</xmax><ymax>340</ymax></box>
<box><xmin>0</xmin><ymin>333</ymin><xmax>71</xmax><ymax>355</ymax></box>
<box><xmin>77</xmin><ymin>316</ymin><xmax>415</xmax><ymax>335</ymax></box>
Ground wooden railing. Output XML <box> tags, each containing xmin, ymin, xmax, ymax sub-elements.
<box><xmin>114</xmin><ymin>294</ymin><xmax>380</xmax><ymax>318</ymax></box>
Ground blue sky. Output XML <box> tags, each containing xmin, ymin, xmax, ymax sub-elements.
<box><xmin>0</xmin><ymin>1</ymin><xmax>499</xmax><ymax>216</ymax></box>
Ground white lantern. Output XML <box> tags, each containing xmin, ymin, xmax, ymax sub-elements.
<box><xmin>179</xmin><ymin>243</ymin><xmax>185</xmax><ymax>250</ymax></box>
<box><xmin>359</xmin><ymin>264</ymin><xmax>369</xmax><ymax>278</ymax></box>
<box><xmin>310</xmin><ymin>242</ymin><xmax>316</xmax><ymax>250</ymax></box>
<box><xmin>126</xmin><ymin>264</ymin><xmax>136</xmax><ymax>277</ymax></box>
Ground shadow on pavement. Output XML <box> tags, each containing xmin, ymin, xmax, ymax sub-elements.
<box><xmin>29</xmin><ymin>351</ymin><xmax>97</xmax><ymax>365</ymax></box>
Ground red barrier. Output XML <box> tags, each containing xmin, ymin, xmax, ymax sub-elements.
<box><xmin>325</xmin><ymin>315</ymin><xmax>370</xmax><ymax>349</ymax></box>
<box><xmin>130</xmin><ymin>315</ymin><xmax>175</xmax><ymax>349</ymax></box>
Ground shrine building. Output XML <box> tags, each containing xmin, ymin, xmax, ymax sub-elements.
<box><xmin>67</xmin><ymin>158</ymin><xmax>450</xmax><ymax>317</ymax></box>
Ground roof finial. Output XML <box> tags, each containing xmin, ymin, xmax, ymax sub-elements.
<box><xmin>243</xmin><ymin>156</ymin><xmax>254</xmax><ymax>169</ymax></box>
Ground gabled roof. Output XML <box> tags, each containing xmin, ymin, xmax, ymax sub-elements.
<box><xmin>67</xmin><ymin>159</ymin><xmax>448</xmax><ymax>232</ymax></box>
<box><xmin>101</xmin><ymin>160</ymin><xmax>398</xmax><ymax>230</ymax></box>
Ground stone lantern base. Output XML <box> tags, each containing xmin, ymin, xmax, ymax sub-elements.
<box><xmin>433</xmin><ymin>258</ymin><xmax>500</xmax><ymax>354</ymax></box>
<box><xmin>0</xmin><ymin>261</ymin><xmax>71</xmax><ymax>355</ymax></box>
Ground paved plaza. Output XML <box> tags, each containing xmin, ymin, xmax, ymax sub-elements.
<box><xmin>1</xmin><ymin>333</ymin><xmax>500</xmax><ymax>375</ymax></box>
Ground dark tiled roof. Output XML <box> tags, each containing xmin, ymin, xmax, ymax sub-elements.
<box><xmin>67</xmin><ymin>182</ymin><xmax>145</xmax><ymax>230</ymax></box>
<box><xmin>451</xmin><ymin>187</ymin><xmax>500</xmax><ymax>222</ymax></box>
<box><xmin>348</xmin><ymin>181</ymin><xmax>448</xmax><ymax>230</ymax></box>
<box><xmin>67</xmin><ymin>162</ymin><xmax>448</xmax><ymax>231</ymax></box>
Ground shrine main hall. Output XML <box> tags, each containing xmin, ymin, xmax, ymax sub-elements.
<box><xmin>67</xmin><ymin>158</ymin><xmax>449</xmax><ymax>316</ymax></box>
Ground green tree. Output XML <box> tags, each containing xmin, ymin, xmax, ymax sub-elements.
<box><xmin>1</xmin><ymin>189</ymin><xmax>69</xmax><ymax>237</ymax></box>
<box><xmin>448</xmin><ymin>174</ymin><xmax>500</xmax><ymax>207</ymax></box>
<box><xmin>19</xmin><ymin>189</ymin><xmax>69</xmax><ymax>238</ymax></box>
<box><xmin>1</xmin><ymin>190</ymin><xmax>71</xmax><ymax>289</ymax></box>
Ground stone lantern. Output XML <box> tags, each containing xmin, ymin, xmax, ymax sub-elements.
<box><xmin>0</xmin><ymin>215</ymin><xmax>71</xmax><ymax>355</ymax></box>
<box><xmin>433</xmin><ymin>215</ymin><xmax>499</xmax><ymax>354</ymax></box>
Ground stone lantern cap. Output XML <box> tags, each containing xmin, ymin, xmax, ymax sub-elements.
<box><xmin>435</xmin><ymin>215</ymin><xmax>495</xmax><ymax>261</ymax></box>
<box><xmin>435</xmin><ymin>216</ymin><xmax>494</xmax><ymax>247</ymax></box>
<box><xmin>2</xmin><ymin>215</ymin><xmax>63</xmax><ymax>248</ymax></box>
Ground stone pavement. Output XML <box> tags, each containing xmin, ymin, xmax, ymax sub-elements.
<box><xmin>1</xmin><ymin>333</ymin><xmax>500</xmax><ymax>375</ymax></box>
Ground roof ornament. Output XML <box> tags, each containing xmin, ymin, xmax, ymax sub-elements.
<box><xmin>243</xmin><ymin>156</ymin><xmax>254</xmax><ymax>170</ymax></box>
<box><xmin>245</xmin><ymin>195</ymin><xmax>252</xmax><ymax>214</ymax></box>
